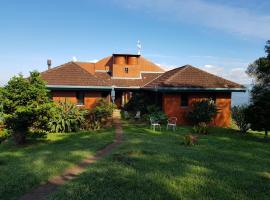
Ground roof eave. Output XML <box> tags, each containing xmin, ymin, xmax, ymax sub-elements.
<box><xmin>143</xmin><ymin>87</ymin><xmax>246</xmax><ymax>92</ymax></box>
<box><xmin>46</xmin><ymin>85</ymin><xmax>140</xmax><ymax>90</ymax></box>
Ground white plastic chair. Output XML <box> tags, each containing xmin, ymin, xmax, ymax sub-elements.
<box><xmin>124</xmin><ymin>111</ymin><xmax>129</xmax><ymax>119</ymax></box>
<box><xmin>134</xmin><ymin>111</ymin><xmax>141</xmax><ymax>120</ymax></box>
<box><xmin>150</xmin><ymin>117</ymin><xmax>161</xmax><ymax>131</ymax></box>
<box><xmin>167</xmin><ymin>117</ymin><xmax>177</xmax><ymax>131</ymax></box>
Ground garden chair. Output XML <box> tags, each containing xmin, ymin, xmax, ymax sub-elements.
<box><xmin>124</xmin><ymin>111</ymin><xmax>129</xmax><ymax>119</ymax></box>
<box><xmin>167</xmin><ymin>117</ymin><xmax>177</xmax><ymax>131</ymax></box>
<box><xmin>134</xmin><ymin>111</ymin><xmax>141</xmax><ymax>120</ymax></box>
<box><xmin>150</xmin><ymin>117</ymin><xmax>161</xmax><ymax>131</ymax></box>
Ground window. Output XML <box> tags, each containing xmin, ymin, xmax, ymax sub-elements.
<box><xmin>208</xmin><ymin>94</ymin><xmax>216</xmax><ymax>103</ymax></box>
<box><xmin>124</xmin><ymin>67</ymin><xmax>129</xmax><ymax>73</ymax></box>
<box><xmin>76</xmin><ymin>92</ymin><xmax>85</xmax><ymax>105</ymax></box>
<box><xmin>180</xmin><ymin>94</ymin><xmax>188</xmax><ymax>107</ymax></box>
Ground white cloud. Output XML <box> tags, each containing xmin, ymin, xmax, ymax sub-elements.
<box><xmin>115</xmin><ymin>0</ymin><xmax>270</xmax><ymax>39</ymax></box>
<box><xmin>89</xmin><ymin>59</ymin><xmax>98</xmax><ymax>63</ymax></box>
<box><xmin>199</xmin><ymin>65</ymin><xmax>251</xmax><ymax>84</ymax></box>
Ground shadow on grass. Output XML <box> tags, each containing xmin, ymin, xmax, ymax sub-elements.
<box><xmin>0</xmin><ymin>128</ymin><xmax>114</xmax><ymax>200</ymax></box>
<box><xmin>49</xmin><ymin>122</ymin><xmax>270</xmax><ymax>200</ymax></box>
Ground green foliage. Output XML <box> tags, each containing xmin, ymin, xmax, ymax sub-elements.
<box><xmin>82</xmin><ymin>99</ymin><xmax>115</xmax><ymax>131</ymax></box>
<box><xmin>91</xmin><ymin>99</ymin><xmax>115</xmax><ymax>122</ymax></box>
<box><xmin>0</xmin><ymin>129</ymin><xmax>10</xmax><ymax>143</ymax></box>
<box><xmin>246</xmin><ymin>40</ymin><xmax>270</xmax><ymax>138</ymax></box>
<box><xmin>49</xmin><ymin>101</ymin><xmax>88</xmax><ymax>133</ymax></box>
<box><xmin>143</xmin><ymin>105</ymin><xmax>168</xmax><ymax>124</ymax></box>
<box><xmin>231</xmin><ymin>105</ymin><xmax>250</xmax><ymax>133</ymax></box>
<box><xmin>193</xmin><ymin>122</ymin><xmax>208</xmax><ymax>135</ymax></box>
<box><xmin>124</xmin><ymin>92</ymin><xmax>154</xmax><ymax>114</ymax></box>
<box><xmin>184</xmin><ymin>134</ymin><xmax>198</xmax><ymax>146</ymax></box>
<box><xmin>187</xmin><ymin>99</ymin><xmax>218</xmax><ymax>124</ymax></box>
<box><xmin>0</xmin><ymin>71</ymin><xmax>52</xmax><ymax>144</ymax></box>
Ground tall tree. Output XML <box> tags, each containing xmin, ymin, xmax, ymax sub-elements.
<box><xmin>0</xmin><ymin>71</ymin><xmax>52</xmax><ymax>144</ymax></box>
<box><xmin>246</xmin><ymin>40</ymin><xmax>270</xmax><ymax>138</ymax></box>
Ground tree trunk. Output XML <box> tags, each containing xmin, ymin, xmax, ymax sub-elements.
<box><xmin>13</xmin><ymin>131</ymin><xmax>26</xmax><ymax>145</ymax></box>
<box><xmin>264</xmin><ymin>129</ymin><xmax>268</xmax><ymax>139</ymax></box>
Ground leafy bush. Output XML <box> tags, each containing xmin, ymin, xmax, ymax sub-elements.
<box><xmin>184</xmin><ymin>134</ymin><xmax>198</xmax><ymax>146</ymax></box>
<box><xmin>0</xmin><ymin>129</ymin><xmax>10</xmax><ymax>143</ymax></box>
<box><xmin>0</xmin><ymin>71</ymin><xmax>53</xmax><ymax>144</ymax></box>
<box><xmin>91</xmin><ymin>99</ymin><xmax>115</xmax><ymax>122</ymax></box>
<box><xmin>49</xmin><ymin>101</ymin><xmax>88</xmax><ymax>133</ymax></box>
<box><xmin>231</xmin><ymin>105</ymin><xmax>250</xmax><ymax>133</ymax></box>
<box><xmin>187</xmin><ymin>99</ymin><xmax>218</xmax><ymax>125</ymax></box>
<box><xmin>82</xmin><ymin>99</ymin><xmax>115</xmax><ymax>131</ymax></box>
<box><xmin>193</xmin><ymin>122</ymin><xmax>208</xmax><ymax>135</ymax></box>
<box><xmin>142</xmin><ymin>105</ymin><xmax>168</xmax><ymax>124</ymax></box>
<box><xmin>124</xmin><ymin>92</ymin><xmax>153</xmax><ymax>114</ymax></box>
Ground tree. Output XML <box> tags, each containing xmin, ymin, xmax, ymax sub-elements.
<box><xmin>0</xmin><ymin>71</ymin><xmax>52</xmax><ymax>144</ymax></box>
<box><xmin>231</xmin><ymin>105</ymin><xmax>250</xmax><ymax>133</ymax></box>
<box><xmin>187</xmin><ymin>99</ymin><xmax>218</xmax><ymax>124</ymax></box>
<box><xmin>246</xmin><ymin>40</ymin><xmax>270</xmax><ymax>138</ymax></box>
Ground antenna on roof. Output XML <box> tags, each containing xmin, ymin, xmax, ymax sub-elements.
<box><xmin>47</xmin><ymin>59</ymin><xmax>52</xmax><ymax>70</ymax></box>
<box><xmin>137</xmin><ymin>40</ymin><xmax>142</xmax><ymax>55</ymax></box>
<box><xmin>72</xmin><ymin>56</ymin><xmax>77</xmax><ymax>62</ymax></box>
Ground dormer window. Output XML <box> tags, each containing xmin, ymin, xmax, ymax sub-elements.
<box><xmin>124</xmin><ymin>67</ymin><xmax>129</xmax><ymax>73</ymax></box>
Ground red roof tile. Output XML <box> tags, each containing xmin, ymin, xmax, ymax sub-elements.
<box><xmin>144</xmin><ymin>65</ymin><xmax>244</xmax><ymax>89</ymax></box>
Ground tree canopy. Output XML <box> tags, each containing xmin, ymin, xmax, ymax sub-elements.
<box><xmin>246</xmin><ymin>40</ymin><xmax>270</xmax><ymax>137</ymax></box>
<box><xmin>0</xmin><ymin>71</ymin><xmax>52</xmax><ymax>144</ymax></box>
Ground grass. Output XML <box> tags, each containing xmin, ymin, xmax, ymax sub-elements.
<box><xmin>49</xmin><ymin>122</ymin><xmax>270</xmax><ymax>200</ymax></box>
<box><xmin>0</xmin><ymin>128</ymin><xmax>114</xmax><ymax>200</ymax></box>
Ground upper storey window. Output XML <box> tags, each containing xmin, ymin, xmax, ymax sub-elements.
<box><xmin>124</xmin><ymin>67</ymin><xmax>129</xmax><ymax>73</ymax></box>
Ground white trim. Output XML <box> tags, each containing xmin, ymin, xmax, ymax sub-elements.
<box><xmin>140</xmin><ymin>71</ymin><xmax>164</xmax><ymax>74</ymax></box>
<box><xmin>111</xmin><ymin>76</ymin><xmax>142</xmax><ymax>80</ymax></box>
<box><xmin>95</xmin><ymin>69</ymin><xmax>111</xmax><ymax>72</ymax></box>
<box><xmin>46</xmin><ymin>85</ymin><xmax>140</xmax><ymax>89</ymax></box>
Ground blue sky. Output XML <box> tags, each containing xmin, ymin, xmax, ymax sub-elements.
<box><xmin>0</xmin><ymin>0</ymin><xmax>269</xmax><ymax>85</ymax></box>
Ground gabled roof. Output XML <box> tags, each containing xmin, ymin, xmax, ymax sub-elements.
<box><xmin>144</xmin><ymin>65</ymin><xmax>244</xmax><ymax>90</ymax></box>
<box><xmin>41</xmin><ymin>62</ymin><xmax>108</xmax><ymax>86</ymax></box>
<box><xmin>40</xmin><ymin>57</ymin><xmax>244</xmax><ymax>91</ymax></box>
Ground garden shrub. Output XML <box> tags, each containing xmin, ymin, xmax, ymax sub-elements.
<box><xmin>193</xmin><ymin>122</ymin><xmax>208</xmax><ymax>135</ymax></box>
<box><xmin>123</xmin><ymin>92</ymin><xmax>153</xmax><ymax>114</ymax></box>
<box><xmin>0</xmin><ymin>129</ymin><xmax>10</xmax><ymax>143</ymax></box>
<box><xmin>231</xmin><ymin>105</ymin><xmax>250</xmax><ymax>133</ymax></box>
<box><xmin>82</xmin><ymin>99</ymin><xmax>115</xmax><ymax>131</ymax></box>
<box><xmin>187</xmin><ymin>99</ymin><xmax>218</xmax><ymax>124</ymax></box>
<box><xmin>142</xmin><ymin>105</ymin><xmax>168</xmax><ymax>124</ymax></box>
<box><xmin>0</xmin><ymin>71</ymin><xmax>53</xmax><ymax>144</ymax></box>
<box><xmin>184</xmin><ymin>134</ymin><xmax>198</xmax><ymax>146</ymax></box>
<box><xmin>49</xmin><ymin>101</ymin><xmax>88</xmax><ymax>133</ymax></box>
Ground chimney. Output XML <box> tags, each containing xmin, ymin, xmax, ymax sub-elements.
<box><xmin>47</xmin><ymin>59</ymin><xmax>52</xmax><ymax>70</ymax></box>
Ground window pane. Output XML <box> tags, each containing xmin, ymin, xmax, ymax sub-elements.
<box><xmin>76</xmin><ymin>92</ymin><xmax>85</xmax><ymax>105</ymax></box>
<box><xmin>180</xmin><ymin>94</ymin><xmax>188</xmax><ymax>107</ymax></box>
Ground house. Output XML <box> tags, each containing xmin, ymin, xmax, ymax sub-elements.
<box><xmin>41</xmin><ymin>53</ymin><xmax>245</xmax><ymax>127</ymax></box>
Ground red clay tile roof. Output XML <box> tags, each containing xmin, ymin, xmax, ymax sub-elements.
<box><xmin>144</xmin><ymin>65</ymin><xmax>244</xmax><ymax>89</ymax></box>
<box><xmin>40</xmin><ymin>61</ymin><xmax>243</xmax><ymax>90</ymax></box>
<box><xmin>41</xmin><ymin>62</ymin><xmax>108</xmax><ymax>86</ymax></box>
<box><xmin>94</xmin><ymin>72</ymin><xmax>162</xmax><ymax>87</ymax></box>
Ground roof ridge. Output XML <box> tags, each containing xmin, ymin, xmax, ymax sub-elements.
<box><xmin>164</xmin><ymin>65</ymin><xmax>190</xmax><ymax>84</ymax></box>
<box><xmin>142</xmin><ymin>73</ymin><xmax>164</xmax><ymax>87</ymax></box>
<box><xmin>189</xmin><ymin>65</ymin><xmax>244</xmax><ymax>87</ymax></box>
<box><xmin>41</xmin><ymin>61</ymin><xmax>74</xmax><ymax>75</ymax></box>
<box><xmin>72</xmin><ymin>62</ymin><xmax>108</xmax><ymax>85</ymax></box>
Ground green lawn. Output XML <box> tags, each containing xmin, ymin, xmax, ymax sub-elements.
<box><xmin>49</xmin><ymin>122</ymin><xmax>270</xmax><ymax>200</ymax></box>
<box><xmin>0</xmin><ymin>129</ymin><xmax>114</xmax><ymax>200</ymax></box>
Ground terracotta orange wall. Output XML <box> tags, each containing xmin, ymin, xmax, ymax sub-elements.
<box><xmin>162</xmin><ymin>92</ymin><xmax>231</xmax><ymax>127</ymax></box>
<box><xmin>52</xmin><ymin>91</ymin><xmax>103</xmax><ymax>109</ymax></box>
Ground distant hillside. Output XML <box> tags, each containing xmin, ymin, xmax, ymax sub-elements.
<box><xmin>231</xmin><ymin>84</ymin><xmax>251</xmax><ymax>106</ymax></box>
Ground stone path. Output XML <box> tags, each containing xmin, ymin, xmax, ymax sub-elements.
<box><xmin>19</xmin><ymin>110</ymin><xmax>123</xmax><ymax>200</ymax></box>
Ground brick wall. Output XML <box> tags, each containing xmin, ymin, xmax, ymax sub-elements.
<box><xmin>162</xmin><ymin>92</ymin><xmax>231</xmax><ymax>127</ymax></box>
<box><xmin>52</xmin><ymin>91</ymin><xmax>103</xmax><ymax>109</ymax></box>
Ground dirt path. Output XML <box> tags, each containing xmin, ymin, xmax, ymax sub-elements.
<box><xmin>19</xmin><ymin>110</ymin><xmax>123</xmax><ymax>200</ymax></box>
